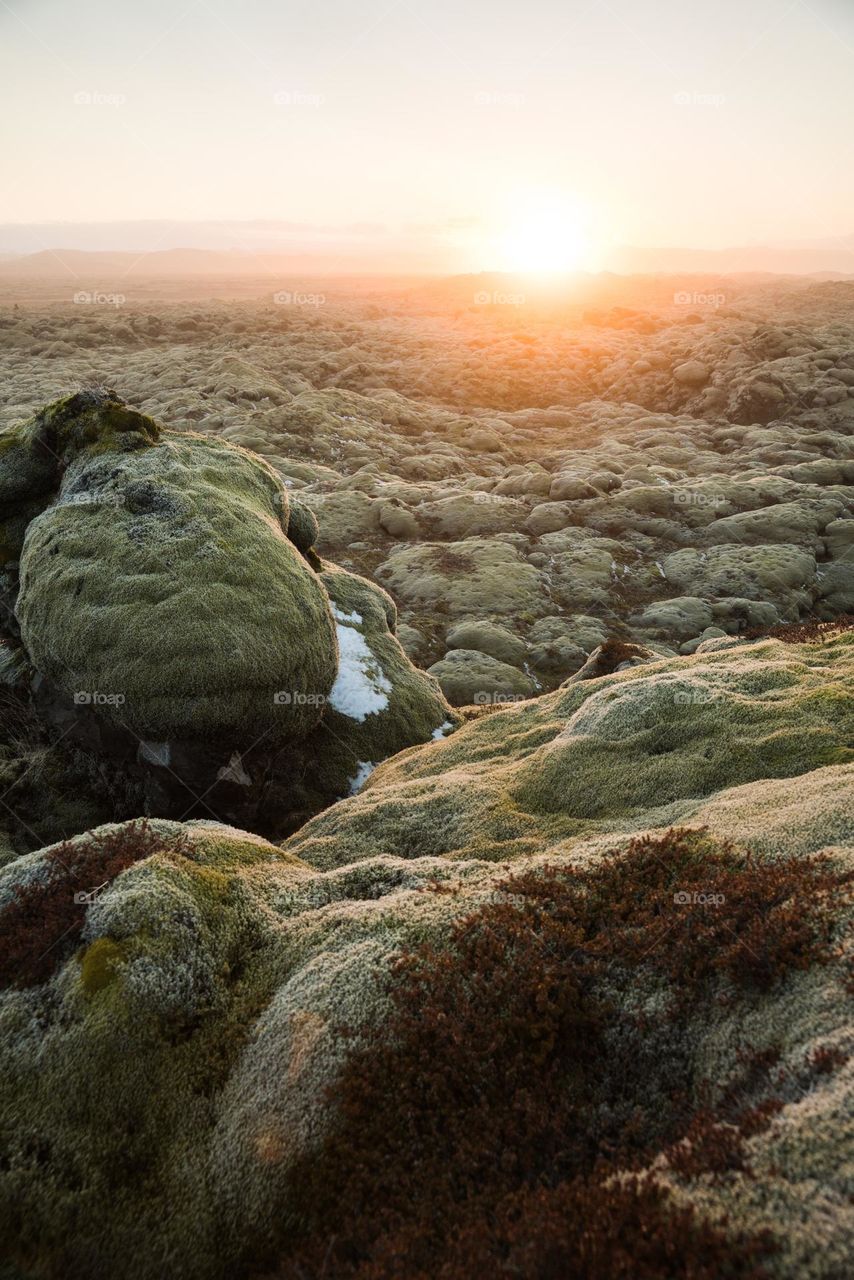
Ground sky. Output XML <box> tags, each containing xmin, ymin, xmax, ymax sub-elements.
<box><xmin>1</xmin><ymin>0</ymin><xmax>853</xmax><ymax>271</ymax></box>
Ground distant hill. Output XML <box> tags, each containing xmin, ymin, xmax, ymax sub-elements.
<box><xmin>0</xmin><ymin>222</ymin><xmax>852</xmax><ymax>279</ymax></box>
<box><xmin>0</xmin><ymin>248</ymin><xmax>345</xmax><ymax>279</ymax></box>
<box><xmin>610</xmin><ymin>239</ymin><xmax>854</xmax><ymax>277</ymax></box>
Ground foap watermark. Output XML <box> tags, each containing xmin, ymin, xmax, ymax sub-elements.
<box><xmin>673</xmin><ymin>689</ymin><xmax>720</xmax><ymax>706</ymax></box>
<box><xmin>73</xmin><ymin>89</ymin><xmax>126</xmax><ymax>106</ymax></box>
<box><xmin>278</xmin><ymin>885</ymin><xmax>336</xmax><ymax>909</ymax></box>
<box><xmin>73</xmin><ymin>882</ymin><xmax>108</xmax><ymax>905</ymax></box>
<box><xmin>673</xmin><ymin>90</ymin><xmax>725</xmax><ymax>107</ymax></box>
<box><xmin>273</xmin><ymin>90</ymin><xmax>324</xmax><ymax>107</ymax></box>
<box><xmin>472</xmin><ymin>491</ymin><xmax>506</xmax><ymax>505</ymax></box>
<box><xmin>674</xmin><ymin>290</ymin><xmax>726</xmax><ymax>308</ymax></box>
<box><xmin>474</xmin><ymin>290</ymin><xmax>525</xmax><ymax>307</ymax></box>
<box><xmin>473</xmin><ymin>691</ymin><xmax>529</xmax><ymax>706</ymax></box>
<box><xmin>74</xmin><ymin>691</ymin><xmax>126</xmax><ymax>707</ymax></box>
<box><xmin>673</xmin><ymin>490</ymin><xmax>726</xmax><ymax>509</ymax></box>
<box><xmin>273</xmin><ymin>290</ymin><xmax>326</xmax><ymax>307</ymax></box>
<box><xmin>73</xmin><ymin>290</ymin><xmax>126</xmax><ymax>307</ymax></box>
<box><xmin>485</xmin><ymin>889</ymin><xmax>526</xmax><ymax>906</ymax></box>
<box><xmin>474</xmin><ymin>90</ymin><xmax>525</xmax><ymax>107</ymax></box>
<box><xmin>273</xmin><ymin>690</ymin><xmax>328</xmax><ymax>707</ymax></box>
<box><xmin>673</xmin><ymin>890</ymin><xmax>726</xmax><ymax>907</ymax></box>
<box><xmin>64</xmin><ymin>491</ymin><xmax>127</xmax><ymax>508</ymax></box>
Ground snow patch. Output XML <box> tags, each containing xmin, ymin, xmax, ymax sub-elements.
<box><xmin>333</xmin><ymin>606</ymin><xmax>363</xmax><ymax>626</ymax></box>
<box><xmin>329</xmin><ymin>608</ymin><xmax>391</xmax><ymax>721</ymax></box>
<box><xmin>348</xmin><ymin>761</ymin><xmax>376</xmax><ymax>794</ymax></box>
<box><xmin>431</xmin><ymin>719</ymin><xmax>454</xmax><ymax>740</ymax></box>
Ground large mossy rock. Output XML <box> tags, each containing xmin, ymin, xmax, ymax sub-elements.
<box><xmin>8</xmin><ymin>392</ymin><xmax>337</xmax><ymax>744</ymax></box>
<box><xmin>0</xmin><ymin>393</ymin><xmax>454</xmax><ymax>831</ymax></box>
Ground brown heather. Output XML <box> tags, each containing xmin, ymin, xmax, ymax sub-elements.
<box><xmin>0</xmin><ymin>819</ymin><xmax>189</xmax><ymax>988</ymax></box>
<box><xmin>745</xmin><ymin>614</ymin><xmax>854</xmax><ymax>642</ymax></box>
<box><xmin>257</xmin><ymin>828</ymin><xmax>850</xmax><ymax>1279</ymax></box>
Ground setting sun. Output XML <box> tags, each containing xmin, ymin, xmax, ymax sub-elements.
<box><xmin>494</xmin><ymin>194</ymin><xmax>590</xmax><ymax>274</ymax></box>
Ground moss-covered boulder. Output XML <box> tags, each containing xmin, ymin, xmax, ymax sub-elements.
<box><xmin>374</xmin><ymin>538</ymin><xmax>546</xmax><ymax>616</ymax></box>
<box><xmin>427</xmin><ymin>648</ymin><xmax>535</xmax><ymax>705</ymax></box>
<box><xmin>662</xmin><ymin>544</ymin><xmax>817</xmax><ymax>616</ymax></box>
<box><xmin>9</xmin><ymin>392</ymin><xmax>337</xmax><ymax>745</ymax></box>
<box><xmin>1</xmin><ymin>393</ymin><xmax>455</xmax><ymax>835</ymax></box>
<box><xmin>445</xmin><ymin>618</ymin><xmax>527</xmax><ymax>666</ymax></box>
<box><xmin>0</xmin><ymin>818</ymin><xmax>313</xmax><ymax>1277</ymax></box>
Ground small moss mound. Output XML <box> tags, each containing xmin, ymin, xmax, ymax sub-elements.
<box><xmin>271</xmin><ymin>828</ymin><xmax>849</xmax><ymax>1279</ymax></box>
<box><xmin>0</xmin><ymin>820</ymin><xmax>190</xmax><ymax>988</ymax></box>
<box><xmin>285</xmin><ymin>499</ymin><xmax>320</xmax><ymax>557</ymax></box>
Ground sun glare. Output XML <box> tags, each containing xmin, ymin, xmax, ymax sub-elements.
<box><xmin>494</xmin><ymin>194</ymin><xmax>590</xmax><ymax>275</ymax></box>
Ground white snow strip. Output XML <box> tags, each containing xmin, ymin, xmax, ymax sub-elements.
<box><xmin>347</xmin><ymin>761</ymin><xmax>376</xmax><ymax>794</ymax></box>
<box><xmin>333</xmin><ymin>606</ymin><xmax>363</xmax><ymax>625</ymax></box>
<box><xmin>432</xmin><ymin>720</ymin><xmax>454</xmax><ymax>740</ymax></box>
<box><xmin>329</xmin><ymin>609</ymin><xmax>391</xmax><ymax>721</ymax></box>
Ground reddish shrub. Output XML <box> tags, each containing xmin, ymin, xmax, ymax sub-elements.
<box><xmin>745</xmin><ymin>614</ymin><xmax>854</xmax><ymax>642</ymax></box>
<box><xmin>503</xmin><ymin>828</ymin><xmax>849</xmax><ymax>997</ymax></box>
<box><xmin>663</xmin><ymin>1100</ymin><xmax>784</xmax><ymax>1184</ymax></box>
<box><xmin>447</xmin><ymin>1176</ymin><xmax>775</xmax><ymax>1280</ymax></box>
<box><xmin>807</xmin><ymin>1045</ymin><xmax>848</xmax><ymax>1075</ymax></box>
<box><xmin>0</xmin><ymin>820</ymin><xmax>189</xmax><ymax>988</ymax></box>
<box><xmin>256</xmin><ymin>829</ymin><xmax>848</xmax><ymax>1278</ymax></box>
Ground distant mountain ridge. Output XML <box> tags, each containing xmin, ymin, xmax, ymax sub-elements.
<box><xmin>0</xmin><ymin>221</ymin><xmax>852</xmax><ymax>277</ymax></box>
<box><xmin>611</xmin><ymin>238</ymin><xmax>854</xmax><ymax>276</ymax></box>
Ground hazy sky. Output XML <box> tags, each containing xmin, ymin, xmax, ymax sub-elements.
<box><xmin>1</xmin><ymin>0</ymin><xmax>853</xmax><ymax>266</ymax></box>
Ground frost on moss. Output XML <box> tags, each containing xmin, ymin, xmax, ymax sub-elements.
<box><xmin>285</xmin><ymin>633</ymin><xmax>854</xmax><ymax>870</ymax></box>
<box><xmin>1</xmin><ymin>805</ymin><xmax>850</xmax><ymax>1277</ymax></box>
<box><xmin>0</xmin><ymin>817</ymin><xmax>315</xmax><ymax>1279</ymax></box>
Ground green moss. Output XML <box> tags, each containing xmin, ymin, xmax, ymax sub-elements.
<box><xmin>79</xmin><ymin>936</ymin><xmax>129</xmax><ymax>995</ymax></box>
<box><xmin>37</xmin><ymin>391</ymin><xmax>160</xmax><ymax>459</ymax></box>
<box><xmin>286</xmin><ymin>499</ymin><xmax>320</xmax><ymax>556</ymax></box>
<box><xmin>510</xmin><ymin>641</ymin><xmax>854</xmax><ymax>819</ymax></box>
<box><xmin>15</xmin><ymin>399</ymin><xmax>338</xmax><ymax>744</ymax></box>
<box><xmin>0</xmin><ymin>424</ymin><xmax>58</xmax><ymax>507</ymax></box>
